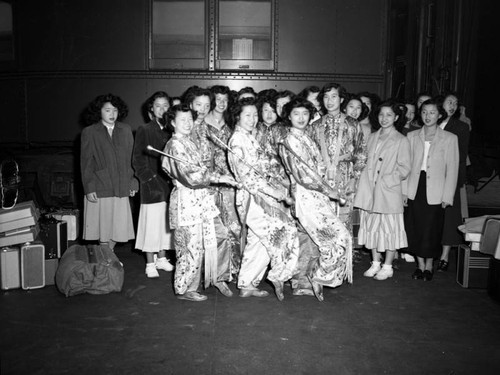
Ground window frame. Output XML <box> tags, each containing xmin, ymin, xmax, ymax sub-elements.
<box><xmin>149</xmin><ymin>0</ymin><xmax>276</xmax><ymax>72</ymax></box>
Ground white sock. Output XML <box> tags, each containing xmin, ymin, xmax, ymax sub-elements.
<box><xmin>382</xmin><ymin>264</ymin><xmax>392</xmax><ymax>270</ymax></box>
<box><xmin>146</xmin><ymin>262</ymin><xmax>155</xmax><ymax>267</ymax></box>
<box><xmin>372</xmin><ymin>261</ymin><xmax>381</xmax><ymax>266</ymax></box>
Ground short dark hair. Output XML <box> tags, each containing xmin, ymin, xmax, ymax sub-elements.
<box><xmin>282</xmin><ymin>97</ymin><xmax>314</xmax><ymax>127</ymax></box>
<box><xmin>84</xmin><ymin>93</ymin><xmax>128</xmax><ymax>125</ymax></box>
<box><xmin>373</xmin><ymin>100</ymin><xmax>407</xmax><ymax>133</ymax></box>
<box><xmin>318</xmin><ymin>83</ymin><xmax>347</xmax><ymax>114</ymax></box>
<box><xmin>229</xmin><ymin>97</ymin><xmax>258</xmax><ymax>128</ymax></box>
<box><xmin>419</xmin><ymin>98</ymin><xmax>448</xmax><ymax>125</ymax></box>
<box><xmin>163</xmin><ymin>104</ymin><xmax>197</xmax><ymax>133</ymax></box>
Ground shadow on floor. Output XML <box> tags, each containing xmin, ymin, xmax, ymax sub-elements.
<box><xmin>2</xmin><ymin>240</ymin><xmax>500</xmax><ymax>374</ymax></box>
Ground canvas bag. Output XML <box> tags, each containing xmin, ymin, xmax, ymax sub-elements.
<box><xmin>55</xmin><ymin>244</ymin><xmax>124</xmax><ymax>297</ymax></box>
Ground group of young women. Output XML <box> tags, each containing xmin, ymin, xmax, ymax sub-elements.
<box><xmin>79</xmin><ymin>83</ymin><xmax>469</xmax><ymax>302</ymax></box>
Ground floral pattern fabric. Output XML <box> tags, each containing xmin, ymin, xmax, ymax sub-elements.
<box><xmin>280</xmin><ymin>128</ymin><xmax>353</xmax><ymax>287</ymax></box>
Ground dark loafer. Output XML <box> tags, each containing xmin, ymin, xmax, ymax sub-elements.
<box><xmin>412</xmin><ymin>269</ymin><xmax>424</xmax><ymax>280</ymax></box>
<box><xmin>437</xmin><ymin>260</ymin><xmax>449</xmax><ymax>272</ymax></box>
<box><xmin>423</xmin><ymin>270</ymin><xmax>434</xmax><ymax>281</ymax></box>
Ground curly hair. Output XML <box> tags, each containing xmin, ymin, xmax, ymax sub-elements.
<box><xmin>373</xmin><ymin>100</ymin><xmax>408</xmax><ymax>133</ymax></box>
<box><xmin>281</xmin><ymin>97</ymin><xmax>314</xmax><ymax>127</ymax></box>
<box><xmin>229</xmin><ymin>97</ymin><xmax>258</xmax><ymax>128</ymax></box>
<box><xmin>84</xmin><ymin>93</ymin><xmax>128</xmax><ymax>125</ymax></box>
<box><xmin>341</xmin><ymin>93</ymin><xmax>370</xmax><ymax>121</ymax></box>
<box><xmin>163</xmin><ymin>104</ymin><xmax>197</xmax><ymax>133</ymax></box>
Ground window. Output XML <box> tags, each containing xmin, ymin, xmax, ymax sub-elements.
<box><xmin>150</xmin><ymin>0</ymin><xmax>275</xmax><ymax>71</ymax></box>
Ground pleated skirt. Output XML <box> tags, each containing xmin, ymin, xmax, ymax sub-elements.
<box><xmin>83</xmin><ymin>196</ymin><xmax>135</xmax><ymax>243</ymax></box>
<box><xmin>405</xmin><ymin>171</ymin><xmax>444</xmax><ymax>258</ymax></box>
<box><xmin>358</xmin><ymin>210</ymin><xmax>407</xmax><ymax>252</ymax></box>
<box><xmin>135</xmin><ymin>201</ymin><xmax>174</xmax><ymax>252</ymax></box>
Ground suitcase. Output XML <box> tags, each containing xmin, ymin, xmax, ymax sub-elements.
<box><xmin>39</xmin><ymin>217</ymin><xmax>68</xmax><ymax>259</ymax></box>
<box><xmin>0</xmin><ymin>247</ymin><xmax>21</xmax><ymax>290</ymax></box>
<box><xmin>48</xmin><ymin>209</ymin><xmax>79</xmax><ymax>241</ymax></box>
<box><xmin>0</xmin><ymin>225</ymin><xmax>40</xmax><ymax>248</ymax></box>
<box><xmin>0</xmin><ymin>200</ymin><xmax>38</xmax><ymax>227</ymax></box>
<box><xmin>44</xmin><ymin>258</ymin><xmax>59</xmax><ymax>286</ymax></box>
<box><xmin>20</xmin><ymin>242</ymin><xmax>45</xmax><ymax>290</ymax></box>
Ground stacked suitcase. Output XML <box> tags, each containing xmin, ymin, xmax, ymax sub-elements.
<box><xmin>0</xmin><ymin>201</ymin><xmax>70</xmax><ymax>290</ymax></box>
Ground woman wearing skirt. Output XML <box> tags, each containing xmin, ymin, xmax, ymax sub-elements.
<box><xmin>404</xmin><ymin>98</ymin><xmax>459</xmax><ymax>281</ymax></box>
<box><xmin>81</xmin><ymin>94</ymin><xmax>138</xmax><ymax>254</ymax></box>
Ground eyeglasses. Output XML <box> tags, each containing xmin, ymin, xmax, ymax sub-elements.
<box><xmin>1</xmin><ymin>160</ymin><xmax>20</xmax><ymax>210</ymax></box>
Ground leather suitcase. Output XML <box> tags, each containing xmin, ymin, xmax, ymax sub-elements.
<box><xmin>0</xmin><ymin>200</ymin><xmax>38</xmax><ymax>227</ymax></box>
<box><xmin>39</xmin><ymin>217</ymin><xmax>68</xmax><ymax>259</ymax></box>
<box><xmin>44</xmin><ymin>258</ymin><xmax>59</xmax><ymax>286</ymax></box>
<box><xmin>48</xmin><ymin>209</ymin><xmax>79</xmax><ymax>241</ymax></box>
<box><xmin>0</xmin><ymin>246</ymin><xmax>21</xmax><ymax>290</ymax></box>
<box><xmin>20</xmin><ymin>242</ymin><xmax>45</xmax><ymax>290</ymax></box>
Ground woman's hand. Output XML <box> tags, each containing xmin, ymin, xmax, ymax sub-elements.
<box><xmin>130</xmin><ymin>190</ymin><xmax>137</xmax><ymax>197</ymax></box>
<box><xmin>219</xmin><ymin>175</ymin><xmax>240</xmax><ymax>188</ymax></box>
<box><xmin>441</xmin><ymin>202</ymin><xmax>450</xmax><ymax>209</ymax></box>
<box><xmin>86</xmin><ymin>192</ymin><xmax>98</xmax><ymax>203</ymax></box>
<box><xmin>403</xmin><ymin>195</ymin><xmax>408</xmax><ymax>207</ymax></box>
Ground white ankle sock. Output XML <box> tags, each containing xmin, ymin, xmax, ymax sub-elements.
<box><xmin>382</xmin><ymin>264</ymin><xmax>392</xmax><ymax>270</ymax></box>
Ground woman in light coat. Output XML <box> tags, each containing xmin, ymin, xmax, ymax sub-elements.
<box><xmin>403</xmin><ymin>98</ymin><xmax>459</xmax><ymax>281</ymax></box>
<box><xmin>353</xmin><ymin>101</ymin><xmax>411</xmax><ymax>281</ymax></box>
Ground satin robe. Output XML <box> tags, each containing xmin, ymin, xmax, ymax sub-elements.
<box><xmin>280</xmin><ymin>128</ymin><xmax>353</xmax><ymax>287</ymax></box>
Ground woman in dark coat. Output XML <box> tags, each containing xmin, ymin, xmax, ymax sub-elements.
<box><xmin>133</xmin><ymin>91</ymin><xmax>175</xmax><ymax>278</ymax></box>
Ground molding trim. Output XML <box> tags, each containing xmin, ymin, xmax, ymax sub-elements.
<box><xmin>0</xmin><ymin>70</ymin><xmax>384</xmax><ymax>83</ymax></box>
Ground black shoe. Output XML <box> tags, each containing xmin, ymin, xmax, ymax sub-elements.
<box><xmin>423</xmin><ymin>270</ymin><xmax>434</xmax><ymax>281</ymax></box>
<box><xmin>412</xmin><ymin>269</ymin><xmax>424</xmax><ymax>280</ymax></box>
<box><xmin>437</xmin><ymin>260</ymin><xmax>449</xmax><ymax>272</ymax></box>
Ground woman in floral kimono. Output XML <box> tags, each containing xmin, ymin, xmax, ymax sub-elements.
<box><xmin>308</xmin><ymin>83</ymin><xmax>367</xmax><ymax>236</ymax></box>
<box><xmin>279</xmin><ymin>98</ymin><xmax>353</xmax><ymax>301</ymax></box>
<box><xmin>162</xmin><ymin>104</ymin><xmax>238</xmax><ymax>302</ymax></box>
<box><xmin>227</xmin><ymin>97</ymin><xmax>299</xmax><ymax>301</ymax></box>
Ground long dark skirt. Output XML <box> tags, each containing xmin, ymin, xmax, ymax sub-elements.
<box><xmin>405</xmin><ymin>171</ymin><xmax>444</xmax><ymax>259</ymax></box>
<box><xmin>442</xmin><ymin>184</ymin><xmax>465</xmax><ymax>246</ymax></box>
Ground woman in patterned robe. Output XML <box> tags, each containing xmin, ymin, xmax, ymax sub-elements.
<box><xmin>162</xmin><ymin>104</ymin><xmax>238</xmax><ymax>302</ymax></box>
<box><xmin>308</xmin><ymin>83</ymin><xmax>367</xmax><ymax>234</ymax></box>
<box><xmin>279</xmin><ymin>98</ymin><xmax>352</xmax><ymax>302</ymax></box>
<box><xmin>227</xmin><ymin>97</ymin><xmax>299</xmax><ymax>301</ymax></box>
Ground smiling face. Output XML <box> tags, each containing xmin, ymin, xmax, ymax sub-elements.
<box><xmin>323</xmin><ymin>88</ymin><xmax>343</xmax><ymax>115</ymax></box>
<box><xmin>289</xmin><ymin>107</ymin><xmax>310</xmax><ymax>131</ymax></box>
<box><xmin>262</xmin><ymin>102</ymin><xmax>277</xmax><ymax>126</ymax></box>
<box><xmin>378</xmin><ymin>106</ymin><xmax>398</xmax><ymax>130</ymax></box>
<box><xmin>172</xmin><ymin>110</ymin><xmax>194</xmax><ymax>136</ymax></box>
<box><xmin>421</xmin><ymin>104</ymin><xmax>441</xmax><ymax>128</ymax></box>
<box><xmin>152</xmin><ymin>97</ymin><xmax>170</xmax><ymax>121</ymax></box>
<box><xmin>237</xmin><ymin>105</ymin><xmax>259</xmax><ymax>132</ymax></box>
<box><xmin>190</xmin><ymin>95</ymin><xmax>211</xmax><ymax>120</ymax></box>
<box><xmin>214</xmin><ymin>93</ymin><xmax>229</xmax><ymax>114</ymax></box>
<box><xmin>101</xmin><ymin>102</ymin><xmax>118</xmax><ymax>126</ymax></box>
<box><xmin>345</xmin><ymin>98</ymin><xmax>363</xmax><ymax>120</ymax></box>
